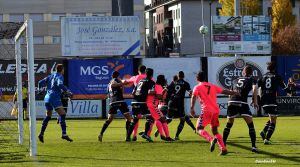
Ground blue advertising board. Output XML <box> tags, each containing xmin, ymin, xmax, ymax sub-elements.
<box><xmin>276</xmin><ymin>56</ymin><xmax>300</xmax><ymax>96</ymax></box>
<box><xmin>68</xmin><ymin>59</ymin><xmax>133</xmax><ymax>98</ymax></box>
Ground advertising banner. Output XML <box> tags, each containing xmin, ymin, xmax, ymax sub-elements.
<box><xmin>212</xmin><ymin>16</ymin><xmax>271</xmax><ymax>54</ymax></box>
<box><xmin>61</xmin><ymin>16</ymin><xmax>140</xmax><ymax>56</ymax></box>
<box><xmin>276</xmin><ymin>56</ymin><xmax>300</xmax><ymax>96</ymax></box>
<box><xmin>0</xmin><ymin>100</ymin><xmax>102</xmax><ymax>119</ymax></box>
<box><xmin>142</xmin><ymin>58</ymin><xmax>201</xmax><ymax>88</ymax></box>
<box><xmin>277</xmin><ymin>96</ymin><xmax>300</xmax><ymax>115</ymax></box>
<box><xmin>208</xmin><ymin>56</ymin><xmax>271</xmax><ymax>89</ymax></box>
<box><xmin>68</xmin><ymin>59</ymin><xmax>133</xmax><ymax>99</ymax></box>
<box><xmin>0</xmin><ymin>59</ymin><xmax>63</xmax><ymax>101</ymax></box>
<box><xmin>183</xmin><ymin>97</ymin><xmax>256</xmax><ymax>116</ymax></box>
<box><xmin>36</xmin><ymin>100</ymin><xmax>102</xmax><ymax>118</ymax></box>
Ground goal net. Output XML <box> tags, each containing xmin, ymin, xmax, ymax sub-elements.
<box><xmin>0</xmin><ymin>19</ymin><xmax>37</xmax><ymax>158</ymax></box>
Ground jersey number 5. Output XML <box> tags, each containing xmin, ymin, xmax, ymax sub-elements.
<box><xmin>205</xmin><ymin>85</ymin><xmax>211</xmax><ymax>95</ymax></box>
<box><xmin>237</xmin><ymin>79</ymin><xmax>245</xmax><ymax>88</ymax></box>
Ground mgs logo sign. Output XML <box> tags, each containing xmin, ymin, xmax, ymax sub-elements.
<box><xmin>217</xmin><ymin>59</ymin><xmax>263</xmax><ymax>89</ymax></box>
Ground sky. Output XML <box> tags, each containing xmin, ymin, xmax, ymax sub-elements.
<box><xmin>144</xmin><ymin>0</ymin><xmax>151</xmax><ymax>5</ymax></box>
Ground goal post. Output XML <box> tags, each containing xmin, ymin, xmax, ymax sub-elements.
<box><xmin>14</xmin><ymin>19</ymin><xmax>37</xmax><ymax>156</ymax></box>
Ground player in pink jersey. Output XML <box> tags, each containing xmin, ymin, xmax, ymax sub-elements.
<box><xmin>190</xmin><ymin>71</ymin><xmax>239</xmax><ymax>155</ymax></box>
<box><xmin>123</xmin><ymin>65</ymin><xmax>147</xmax><ymax>141</ymax></box>
<box><xmin>125</xmin><ymin>65</ymin><xmax>147</xmax><ymax>87</ymax></box>
<box><xmin>145</xmin><ymin>75</ymin><xmax>173</xmax><ymax>141</ymax></box>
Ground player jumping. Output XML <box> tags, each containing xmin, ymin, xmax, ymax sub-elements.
<box><xmin>222</xmin><ymin>66</ymin><xmax>259</xmax><ymax>153</ymax></box>
<box><xmin>37</xmin><ymin>64</ymin><xmax>73</xmax><ymax>143</ymax></box>
<box><xmin>258</xmin><ymin>62</ymin><xmax>288</xmax><ymax>145</ymax></box>
<box><xmin>98</xmin><ymin>71</ymin><xmax>133</xmax><ymax>142</ymax></box>
<box><xmin>168</xmin><ymin>71</ymin><xmax>196</xmax><ymax>140</ymax></box>
<box><xmin>190</xmin><ymin>71</ymin><xmax>239</xmax><ymax>155</ymax></box>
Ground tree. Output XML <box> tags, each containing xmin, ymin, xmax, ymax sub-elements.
<box><xmin>272</xmin><ymin>0</ymin><xmax>295</xmax><ymax>37</ymax></box>
<box><xmin>241</xmin><ymin>0</ymin><xmax>261</xmax><ymax>15</ymax></box>
<box><xmin>219</xmin><ymin>0</ymin><xmax>234</xmax><ymax>16</ymax></box>
<box><xmin>272</xmin><ymin>25</ymin><xmax>300</xmax><ymax>55</ymax></box>
<box><xmin>219</xmin><ymin>0</ymin><xmax>261</xmax><ymax>16</ymax></box>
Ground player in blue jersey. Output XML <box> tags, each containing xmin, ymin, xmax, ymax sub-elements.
<box><xmin>37</xmin><ymin>64</ymin><xmax>73</xmax><ymax>143</ymax></box>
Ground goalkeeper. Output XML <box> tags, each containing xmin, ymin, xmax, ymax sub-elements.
<box><xmin>37</xmin><ymin>64</ymin><xmax>73</xmax><ymax>143</ymax></box>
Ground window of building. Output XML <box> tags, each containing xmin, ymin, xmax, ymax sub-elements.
<box><xmin>175</xmin><ymin>10</ymin><xmax>177</xmax><ymax>20</ymax></box>
<box><xmin>92</xmin><ymin>13</ymin><xmax>106</xmax><ymax>17</ymax></box>
<box><xmin>29</xmin><ymin>13</ymin><xmax>43</xmax><ymax>21</ymax></box>
<box><xmin>216</xmin><ymin>7</ymin><xmax>222</xmax><ymax>16</ymax></box>
<box><xmin>268</xmin><ymin>7</ymin><xmax>272</xmax><ymax>16</ymax></box>
<box><xmin>178</xmin><ymin>26</ymin><xmax>181</xmax><ymax>36</ymax></box>
<box><xmin>178</xmin><ymin>8</ymin><xmax>180</xmax><ymax>19</ymax></box>
<box><xmin>291</xmin><ymin>0</ymin><xmax>296</xmax><ymax>8</ymax></box>
<box><xmin>158</xmin><ymin>14</ymin><xmax>160</xmax><ymax>23</ymax></box>
<box><xmin>52</xmin><ymin>36</ymin><xmax>61</xmax><ymax>44</ymax></box>
<box><xmin>9</xmin><ymin>14</ymin><xmax>24</xmax><ymax>22</ymax></box>
<box><xmin>0</xmin><ymin>14</ymin><xmax>3</xmax><ymax>22</ymax></box>
<box><xmin>52</xmin><ymin>13</ymin><xmax>65</xmax><ymax>21</ymax></box>
<box><xmin>33</xmin><ymin>36</ymin><xmax>44</xmax><ymax>44</ymax></box>
<box><xmin>72</xmin><ymin>13</ymin><xmax>86</xmax><ymax>17</ymax></box>
<box><xmin>160</xmin><ymin>14</ymin><xmax>162</xmax><ymax>23</ymax></box>
<box><xmin>172</xmin><ymin>10</ymin><xmax>174</xmax><ymax>19</ymax></box>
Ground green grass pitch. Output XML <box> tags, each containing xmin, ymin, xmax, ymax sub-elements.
<box><xmin>1</xmin><ymin>117</ymin><xmax>300</xmax><ymax>166</ymax></box>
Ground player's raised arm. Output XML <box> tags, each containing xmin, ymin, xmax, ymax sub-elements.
<box><xmin>38</xmin><ymin>76</ymin><xmax>48</xmax><ymax>90</ymax></box>
<box><xmin>221</xmin><ymin>89</ymin><xmax>240</xmax><ymax>96</ymax></box>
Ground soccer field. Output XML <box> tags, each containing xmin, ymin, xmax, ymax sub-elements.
<box><xmin>1</xmin><ymin>117</ymin><xmax>300</xmax><ymax>167</ymax></box>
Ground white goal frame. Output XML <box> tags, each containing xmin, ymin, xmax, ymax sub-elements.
<box><xmin>14</xmin><ymin>19</ymin><xmax>37</xmax><ymax>156</ymax></box>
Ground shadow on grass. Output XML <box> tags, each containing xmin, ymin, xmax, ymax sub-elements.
<box><xmin>0</xmin><ymin>146</ymin><xmax>62</xmax><ymax>164</ymax></box>
<box><xmin>227</xmin><ymin>142</ymin><xmax>300</xmax><ymax>164</ymax></box>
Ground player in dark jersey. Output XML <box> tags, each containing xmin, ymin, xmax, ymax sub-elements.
<box><xmin>168</xmin><ymin>71</ymin><xmax>196</xmax><ymax>140</ymax></box>
<box><xmin>98</xmin><ymin>71</ymin><xmax>133</xmax><ymax>142</ymax></box>
<box><xmin>57</xmin><ymin>91</ymin><xmax>72</xmax><ymax>124</ymax></box>
<box><xmin>123</xmin><ymin>65</ymin><xmax>147</xmax><ymax>141</ymax></box>
<box><xmin>258</xmin><ymin>62</ymin><xmax>288</xmax><ymax>145</ymax></box>
<box><xmin>127</xmin><ymin>68</ymin><xmax>156</xmax><ymax>142</ymax></box>
<box><xmin>222</xmin><ymin>66</ymin><xmax>259</xmax><ymax>153</ymax></box>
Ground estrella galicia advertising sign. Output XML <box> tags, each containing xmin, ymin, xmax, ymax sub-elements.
<box><xmin>208</xmin><ymin>56</ymin><xmax>270</xmax><ymax>90</ymax></box>
<box><xmin>0</xmin><ymin>59</ymin><xmax>63</xmax><ymax>100</ymax></box>
<box><xmin>276</xmin><ymin>56</ymin><xmax>300</xmax><ymax>96</ymax></box>
<box><xmin>68</xmin><ymin>59</ymin><xmax>133</xmax><ymax>99</ymax></box>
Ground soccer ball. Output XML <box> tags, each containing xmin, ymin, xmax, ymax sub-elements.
<box><xmin>199</xmin><ymin>25</ymin><xmax>208</xmax><ymax>35</ymax></box>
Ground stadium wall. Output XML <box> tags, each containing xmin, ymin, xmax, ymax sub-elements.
<box><xmin>1</xmin><ymin>56</ymin><xmax>300</xmax><ymax>119</ymax></box>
